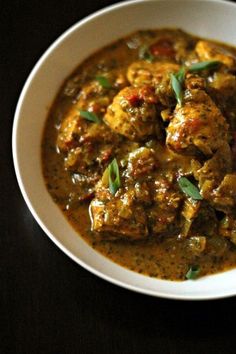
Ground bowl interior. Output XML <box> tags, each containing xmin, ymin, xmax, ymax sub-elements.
<box><xmin>13</xmin><ymin>0</ymin><xmax>236</xmax><ymax>300</ymax></box>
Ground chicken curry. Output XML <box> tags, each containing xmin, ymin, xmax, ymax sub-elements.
<box><xmin>42</xmin><ymin>29</ymin><xmax>236</xmax><ymax>280</ymax></box>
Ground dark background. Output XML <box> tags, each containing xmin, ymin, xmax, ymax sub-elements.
<box><xmin>1</xmin><ymin>1</ymin><xmax>236</xmax><ymax>353</ymax></box>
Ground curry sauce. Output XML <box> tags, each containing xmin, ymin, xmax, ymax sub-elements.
<box><xmin>42</xmin><ymin>29</ymin><xmax>236</xmax><ymax>280</ymax></box>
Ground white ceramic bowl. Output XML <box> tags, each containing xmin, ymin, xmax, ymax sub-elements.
<box><xmin>13</xmin><ymin>0</ymin><xmax>236</xmax><ymax>300</ymax></box>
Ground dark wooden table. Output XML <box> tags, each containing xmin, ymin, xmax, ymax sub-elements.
<box><xmin>1</xmin><ymin>1</ymin><xmax>236</xmax><ymax>353</ymax></box>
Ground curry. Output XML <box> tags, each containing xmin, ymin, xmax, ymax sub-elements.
<box><xmin>42</xmin><ymin>29</ymin><xmax>236</xmax><ymax>280</ymax></box>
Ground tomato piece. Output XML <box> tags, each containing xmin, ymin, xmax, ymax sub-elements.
<box><xmin>139</xmin><ymin>86</ymin><xmax>158</xmax><ymax>104</ymax></box>
<box><xmin>101</xmin><ymin>148</ymin><xmax>113</xmax><ymax>163</ymax></box>
<box><xmin>126</xmin><ymin>86</ymin><xmax>158</xmax><ymax>106</ymax></box>
<box><xmin>150</xmin><ymin>38</ymin><xmax>176</xmax><ymax>58</ymax></box>
<box><xmin>126</xmin><ymin>93</ymin><xmax>140</xmax><ymax>106</ymax></box>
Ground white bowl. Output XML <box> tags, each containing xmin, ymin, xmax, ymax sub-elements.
<box><xmin>12</xmin><ymin>0</ymin><xmax>236</xmax><ymax>300</ymax></box>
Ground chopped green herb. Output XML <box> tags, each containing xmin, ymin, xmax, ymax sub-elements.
<box><xmin>79</xmin><ymin>110</ymin><xmax>101</xmax><ymax>124</ymax></box>
<box><xmin>139</xmin><ymin>45</ymin><xmax>154</xmax><ymax>62</ymax></box>
<box><xmin>186</xmin><ymin>265</ymin><xmax>200</xmax><ymax>280</ymax></box>
<box><xmin>171</xmin><ymin>72</ymin><xmax>184</xmax><ymax>106</ymax></box>
<box><xmin>108</xmin><ymin>158</ymin><xmax>121</xmax><ymax>195</ymax></box>
<box><xmin>175</xmin><ymin>66</ymin><xmax>186</xmax><ymax>84</ymax></box>
<box><xmin>178</xmin><ymin>176</ymin><xmax>203</xmax><ymax>200</ymax></box>
<box><xmin>188</xmin><ymin>60</ymin><xmax>221</xmax><ymax>72</ymax></box>
<box><xmin>95</xmin><ymin>75</ymin><xmax>112</xmax><ymax>89</ymax></box>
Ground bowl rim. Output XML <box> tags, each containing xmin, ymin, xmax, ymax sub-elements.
<box><xmin>12</xmin><ymin>0</ymin><xmax>236</xmax><ymax>301</ymax></box>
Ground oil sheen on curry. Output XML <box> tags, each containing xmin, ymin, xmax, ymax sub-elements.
<box><xmin>42</xmin><ymin>29</ymin><xmax>236</xmax><ymax>280</ymax></box>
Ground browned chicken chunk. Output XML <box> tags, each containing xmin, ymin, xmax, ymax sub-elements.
<box><xmin>192</xmin><ymin>143</ymin><xmax>234</xmax><ymax>212</ymax></box>
<box><xmin>212</xmin><ymin>174</ymin><xmax>236</xmax><ymax>212</ymax></box>
<box><xmin>104</xmin><ymin>86</ymin><xmax>161</xmax><ymax>141</ymax></box>
<box><xmin>166</xmin><ymin>89</ymin><xmax>229</xmax><ymax>155</ymax></box>
<box><xmin>127</xmin><ymin>61</ymin><xmax>180</xmax><ymax>86</ymax></box>
<box><xmin>196</xmin><ymin>40</ymin><xmax>236</xmax><ymax>70</ymax></box>
<box><xmin>90</xmin><ymin>185</ymin><xmax>148</xmax><ymax>240</ymax></box>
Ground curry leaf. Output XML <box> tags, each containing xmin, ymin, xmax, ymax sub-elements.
<box><xmin>188</xmin><ymin>60</ymin><xmax>221</xmax><ymax>72</ymax></box>
<box><xmin>178</xmin><ymin>177</ymin><xmax>203</xmax><ymax>200</ymax></box>
<box><xmin>171</xmin><ymin>72</ymin><xmax>184</xmax><ymax>106</ymax></box>
<box><xmin>108</xmin><ymin>158</ymin><xmax>121</xmax><ymax>195</ymax></box>
<box><xmin>139</xmin><ymin>45</ymin><xmax>154</xmax><ymax>62</ymax></box>
<box><xmin>79</xmin><ymin>110</ymin><xmax>101</xmax><ymax>124</ymax></box>
<box><xmin>95</xmin><ymin>75</ymin><xmax>112</xmax><ymax>89</ymax></box>
<box><xmin>186</xmin><ymin>265</ymin><xmax>200</xmax><ymax>280</ymax></box>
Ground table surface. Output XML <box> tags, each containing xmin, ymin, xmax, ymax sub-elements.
<box><xmin>2</xmin><ymin>1</ymin><xmax>236</xmax><ymax>353</ymax></box>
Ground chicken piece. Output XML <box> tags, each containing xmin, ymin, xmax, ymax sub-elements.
<box><xmin>195</xmin><ymin>40</ymin><xmax>236</xmax><ymax>70</ymax></box>
<box><xmin>77</xmin><ymin>71</ymin><xmax>128</xmax><ymax>107</ymax></box>
<box><xmin>64</xmin><ymin>143</ymin><xmax>114</xmax><ymax>173</ymax></box>
<box><xmin>76</xmin><ymin>80</ymin><xmax>110</xmax><ymax>111</ymax></box>
<box><xmin>57</xmin><ymin>77</ymin><xmax>119</xmax><ymax>152</ymax></box>
<box><xmin>133</xmin><ymin>181</ymin><xmax>152</xmax><ymax>205</ymax></box>
<box><xmin>58</xmin><ymin>68</ymin><xmax>129</xmax><ymax>151</ymax></box>
<box><xmin>90</xmin><ymin>185</ymin><xmax>148</xmax><ymax>240</ymax></box>
<box><xmin>207</xmin><ymin>72</ymin><xmax>236</xmax><ymax>108</ymax></box>
<box><xmin>57</xmin><ymin>93</ymin><xmax>121</xmax><ymax>176</ymax></box>
<box><xmin>190</xmin><ymin>205</ymin><xmax>218</xmax><ymax>237</ymax></box>
<box><xmin>212</xmin><ymin>174</ymin><xmax>236</xmax><ymax>212</ymax></box>
<box><xmin>127</xmin><ymin>61</ymin><xmax>181</xmax><ymax>107</ymax></box>
<box><xmin>192</xmin><ymin>144</ymin><xmax>234</xmax><ymax>212</ymax></box>
<box><xmin>208</xmin><ymin>72</ymin><xmax>236</xmax><ymax>99</ymax></box>
<box><xmin>193</xmin><ymin>143</ymin><xmax>232</xmax><ymax>189</ymax></box>
<box><xmin>180</xmin><ymin>198</ymin><xmax>201</xmax><ymax>237</ymax></box>
<box><xmin>124</xmin><ymin>147</ymin><xmax>158</xmax><ymax>178</ymax></box>
<box><xmin>57</xmin><ymin>110</ymin><xmax>82</xmax><ymax>151</ymax></box>
<box><xmin>89</xmin><ymin>144</ymin><xmax>161</xmax><ymax>239</ymax></box>
<box><xmin>90</xmin><ymin>146</ymin><xmax>181</xmax><ymax>239</ymax></box>
<box><xmin>155</xmin><ymin>72</ymin><xmax>178</xmax><ymax>107</ymax></box>
<box><xmin>219</xmin><ymin>215</ymin><xmax>236</xmax><ymax>245</ymax></box>
<box><xmin>185</xmin><ymin>73</ymin><xmax>206</xmax><ymax>91</ymax></box>
<box><xmin>89</xmin><ymin>156</ymin><xmax>152</xmax><ymax>240</ymax></box>
<box><xmin>104</xmin><ymin>86</ymin><xmax>160</xmax><ymax>141</ymax></box>
<box><xmin>127</xmin><ymin>61</ymin><xmax>180</xmax><ymax>86</ymax></box>
<box><xmin>166</xmin><ymin>89</ymin><xmax>229</xmax><ymax>155</ymax></box>
<box><xmin>57</xmin><ymin>108</ymin><xmax>118</xmax><ymax>173</ymax></box>
<box><xmin>148</xmin><ymin>177</ymin><xmax>182</xmax><ymax>235</ymax></box>
<box><xmin>57</xmin><ymin>109</ymin><xmax>115</xmax><ymax>152</ymax></box>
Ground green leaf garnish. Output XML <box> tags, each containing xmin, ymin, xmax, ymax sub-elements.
<box><xmin>95</xmin><ymin>75</ymin><xmax>112</xmax><ymax>89</ymax></box>
<box><xmin>171</xmin><ymin>72</ymin><xmax>184</xmax><ymax>106</ymax></box>
<box><xmin>139</xmin><ymin>45</ymin><xmax>154</xmax><ymax>62</ymax></box>
<box><xmin>79</xmin><ymin>110</ymin><xmax>101</xmax><ymax>124</ymax></box>
<box><xmin>178</xmin><ymin>177</ymin><xmax>203</xmax><ymax>200</ymax></box>
<box><xmin>108</xmin><ymin>158</ymin><xmax>121</xmax><ymax>195</ymax></box>
<box><xmin>186</xmin><ymin>265</ymin><xmax>200</xmax><ymax>280</ymax></box>
<box><xmin>175</xmin><ymin>66</ymin><xmax>186</xmax><ymax>84</ymax></box>
<box><xmin>188</xmin><ymin>60</ymin><xmax>221</xmax><ymax>72</ymax></box>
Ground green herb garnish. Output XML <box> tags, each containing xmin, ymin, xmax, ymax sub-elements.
<box><xmin>95</xmin><ymin>75</ymin><xmax>112</xmax><ymax>89</ymax></box>
<box><xmin>79</xmin><ymin>110</ymin><xmax>101</xmax><ymax>124</ymax></box>
<box><xmin>186</xmin><ymin>265</ymin><xmax>200</xmax><ymax>280</ymax></box>
<box><xmin>170</xmin><ymin>60</ymin><xmax>221</xmax><ymax>105</ymax></box>
<box><xmin>188</xmin><ymin>60</ymin><xmax>221</xmax><ymax>72</ymax></box>
<box><xmin>175</xmin><ymin>66</ymin><xmax>186</xmax><ymax>84</ymax></box>
<box><xmin>108</xmin><ymin>158</ymin><xmax>121</xmax><ymax>195</ymax></box>
<box><xmin>171</xmin><ymin>72</ymin><xmax>184</xmax><ymax>106</ymax></box>
<box><xmin>178</xmin><ymin>177</ymin><xmax>203</xmax><ymax>200</ymax></box>
<box><xmin>139</xmin><ymin>45</ymin><xmax>154</xmax><ymax>62</ymax></box>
